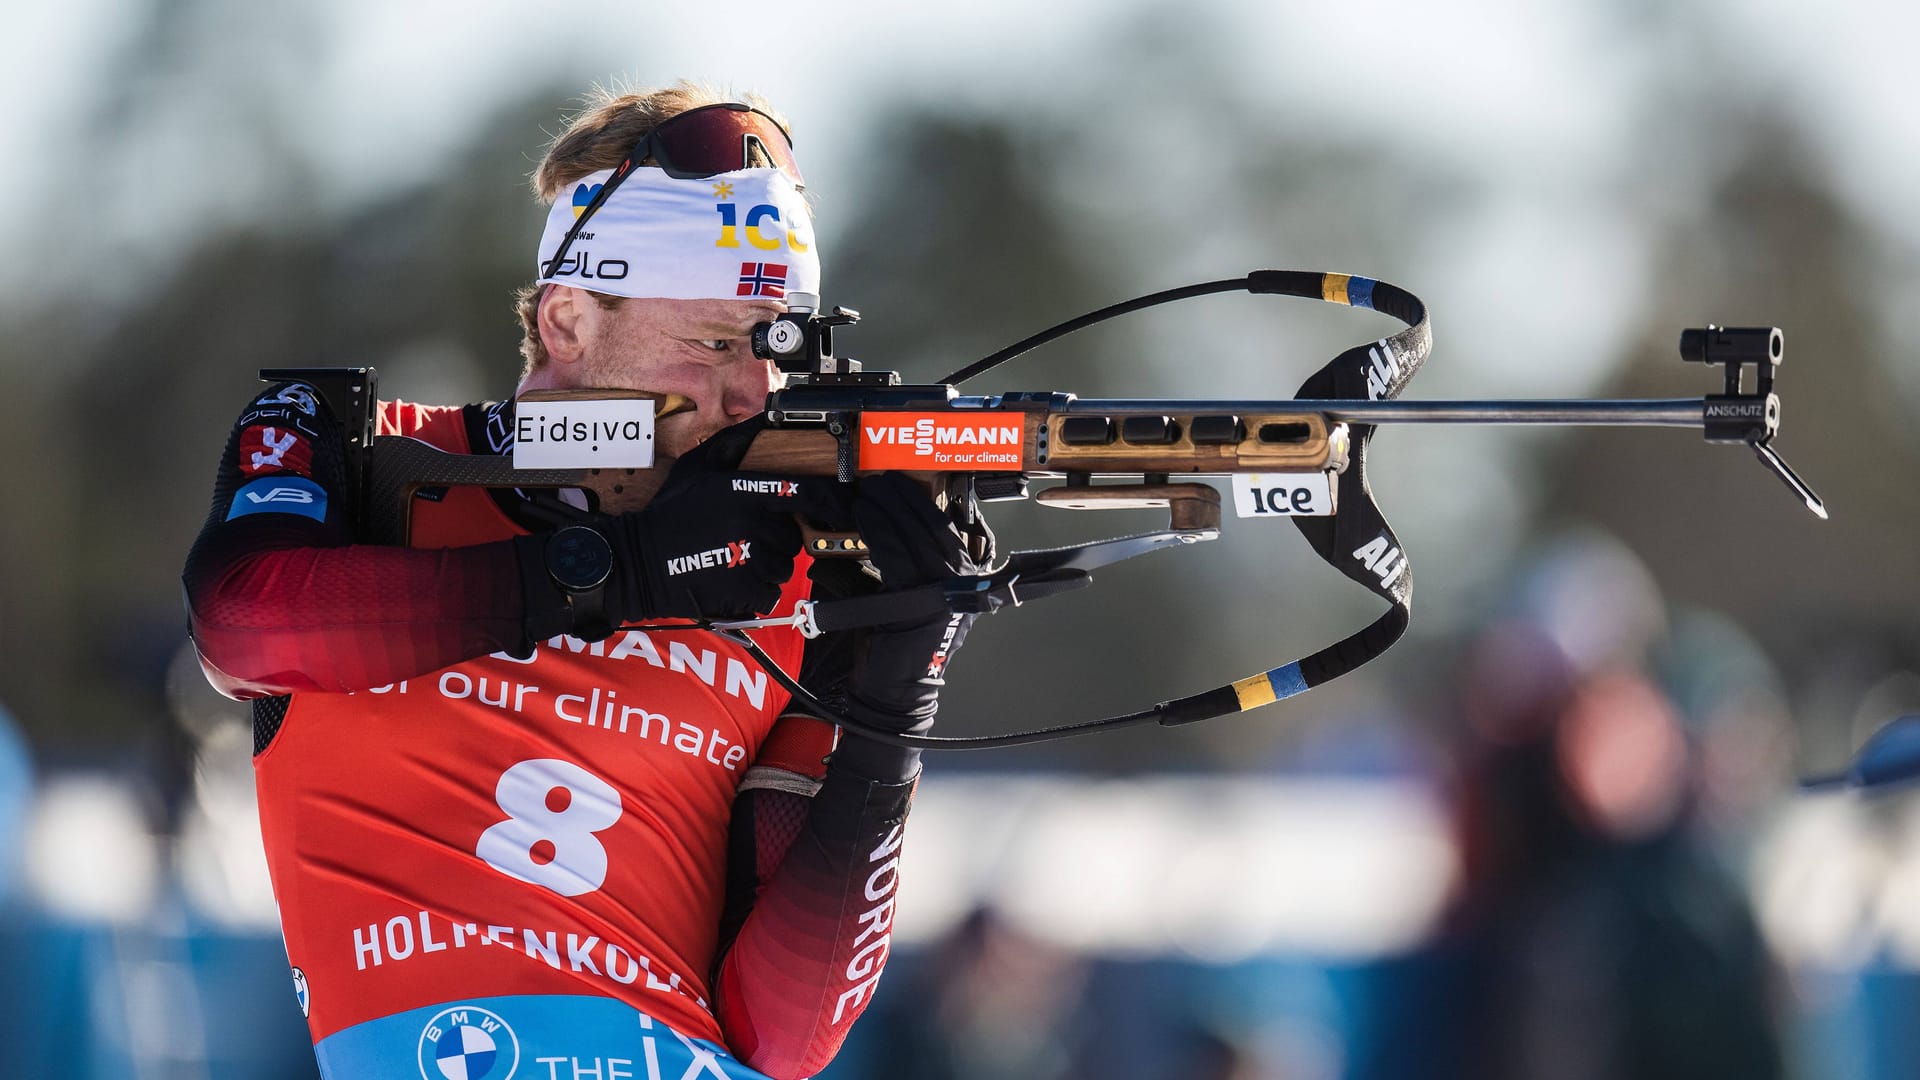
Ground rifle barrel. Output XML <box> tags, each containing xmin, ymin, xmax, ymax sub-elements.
<box><xmin>1060</xmin><ymin>398</ymin><xmax>1707</xmax><ymax>427</ymax></box>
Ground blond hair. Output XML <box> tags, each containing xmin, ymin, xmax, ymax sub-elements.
<box><xmin>514</xmin><ymin>81</ymin><xmax>791</xmax><ymax>376</ymax></box>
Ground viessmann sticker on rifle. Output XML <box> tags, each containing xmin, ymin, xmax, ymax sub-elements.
<box><xmin>857</xmin><ymin>413</ymin><xmax>1026</xmax><ymax>471</ymax></box>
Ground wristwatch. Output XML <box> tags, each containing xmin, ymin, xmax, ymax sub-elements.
<box><xmin>544</xmin><ymin>524</ymin><xmax>614</xmax><ymax>639</ymax></box>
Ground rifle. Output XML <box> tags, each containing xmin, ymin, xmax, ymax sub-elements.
<box><xmin>261</xmin><ymin>270</ymin><xmax>1822</xmax><ymax>748</ymax></box>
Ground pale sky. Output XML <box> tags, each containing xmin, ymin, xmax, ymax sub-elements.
<box><xmin>5</xmin><ymin>0</ymin><xmax>1917</xmax><ymax>250</ymax></box>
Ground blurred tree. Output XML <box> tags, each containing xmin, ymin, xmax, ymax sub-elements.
<box><xmin>0</xmin><ymin>335</ymin><xmax>74</xmax><ymax>744</ymax></box>
<box><xmin>820</xmin><ymin>108</ymin><xmax>1184</xmax><ymax>767</ymax></box>
<box><xmin>1</xmin><ymin>86</ymin><xmax>574</xmax><ymax>750</ymax></box>
<box><xmin>819</xmin><ymin>32</ymin><xmax>1495</xmax><ymax>768</ymax></box>
<box><xmin>1539</xmin><ymin>115</ymin><xmax>1920</xmax><ymax>770</ymax></box>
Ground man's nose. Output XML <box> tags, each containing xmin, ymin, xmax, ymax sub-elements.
<box><xmin>720</xmin><ymin>362</ymin><xmax>775</xmax><ymax>421</ymax></box>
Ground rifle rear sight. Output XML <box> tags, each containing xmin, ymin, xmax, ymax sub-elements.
<box><xmin>749</xmin><ymin>291</ymin><xmax>871</xmax><ymax>381</ymax></box>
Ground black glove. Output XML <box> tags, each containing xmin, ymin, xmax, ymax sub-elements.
<box><xmin>602</xmin><ymin>468</ymin><xmax>848</xmax><ymax>622</ymax></box>
<box><xmin>517</xmin><ymin>426</ymin><xmax>851</xmax><ymax>643</ymax></box>
<box><xmin>843</xmin><ymin>473</ymin><xmax>994</xmax><ymax>735</ymax></box>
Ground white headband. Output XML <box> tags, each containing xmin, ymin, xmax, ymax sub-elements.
<box><xmin>535</xmin><ymin>167</ymin><xmax>821</xmax><ymax>302</ymax></box>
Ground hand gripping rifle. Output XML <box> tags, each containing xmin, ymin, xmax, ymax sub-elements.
<box><xmin>262</xmin><ymin>270</ymin><xmax>1823</xmax><ymax>749</ymax></box>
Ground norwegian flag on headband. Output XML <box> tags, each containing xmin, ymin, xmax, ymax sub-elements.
<box><xmin>737</xmin><ymin>262</ymin><xmax>788</xmax><ymax>298</ymax></box>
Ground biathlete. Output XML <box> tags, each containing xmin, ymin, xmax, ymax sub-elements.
<box><xmin>183</xmin><ymin>82</ymin><xmax>983</xmax><ymax>1080</ymax></box>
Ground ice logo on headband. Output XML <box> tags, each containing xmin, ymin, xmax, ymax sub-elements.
<box><xmin>537</xmin><ymin>167</ymin><xmax>820</xmax><ymax>302</ymax></box>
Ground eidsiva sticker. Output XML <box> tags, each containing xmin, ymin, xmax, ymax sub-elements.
<box><xmin>1231</xmin><ymin>472</ymin><xmax>1337</xmax><ymax>518</ymax></box>
<box><xmin>857</xmin><ymin>413</ymin><xmax>1026</xmax><ymax>471</ymax></box>
<box><xmin>512</xmin><ymin>399</ymin><xmax>655</xmax><ymax>469</ymax></box>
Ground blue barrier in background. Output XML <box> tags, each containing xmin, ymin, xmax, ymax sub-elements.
<box><xmin>0</xmin><ymin>908</ymin><xmax>1907</xmax><ymax>1079</ymax></box>
<box><xmin>0</xmin><ymin>909</ymin><xmax>316</xmax><ymax>1079</ymax></box>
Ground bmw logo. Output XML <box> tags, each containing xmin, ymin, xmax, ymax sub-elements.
<box><xmin>290</xmin><ymin>967</ymin><xmax>309</xmax><ymax>1018</ymax></box>
<box><xmin>417</xmin><ymin>1005</ymin><xmax>519</xmax><ymax>1080</ymax></box>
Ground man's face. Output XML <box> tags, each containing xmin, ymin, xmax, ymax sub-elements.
<box><xmin>570</xmin><ymin>294</ymin><xmax>786</xmax><ymax>461</ymax></box>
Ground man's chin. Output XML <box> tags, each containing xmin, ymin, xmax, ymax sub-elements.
<box><xmin>653</xmin><ymin>433</ymin><xmax>700</xmax><ymax>465</ymax></box>
<box><xmin>654</xmin><ymin>416</ymin><xmax>723</xmax><ymax>464</ymax></box>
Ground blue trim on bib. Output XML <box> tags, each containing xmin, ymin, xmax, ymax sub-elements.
<box><xmin>314</xmin><ymin>995</ymin><xmax>772</xmax><ymax>1080</ymax></box>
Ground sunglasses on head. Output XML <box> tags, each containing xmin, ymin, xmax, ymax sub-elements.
<box><xmin>637</xmin><ymin>101</ymin><xmax>804</xmax><ymax>190</ymax></box>
<box><xmin>542</xmin><ymin>102</ymin><xmax>805</xmax><ymax>283</ymax></box>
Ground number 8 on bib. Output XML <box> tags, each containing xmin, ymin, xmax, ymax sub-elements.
<box><xmin>476</xmin><ymin>759</ymin><xmax>623</xmax><ymax>897</ymax></box>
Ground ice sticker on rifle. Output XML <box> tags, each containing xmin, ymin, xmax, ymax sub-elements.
<box><xmin>512</xmin><ymin>399</ymin><xmax>655</xmax><ymax>469</ymax></box>
<box><xmin>857</xmin><ymin>413</ymin><xmax>1025</xmax><ymax>471</ymax></box>
<box><xmin>1231</xmin><ymin>472</ymin><xmax>1337</xmax><ymax>518</ymax></box>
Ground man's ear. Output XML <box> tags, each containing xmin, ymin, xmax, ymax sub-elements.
<box><xmin>537</xmin><ymin>285</ymin><xmax>593</xmax><ymax>365</ymax></box>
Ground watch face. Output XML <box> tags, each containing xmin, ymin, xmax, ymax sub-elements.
<box><xmin>548</xmin><ymin>526</ymin><xmax>613</xmax><ymax>591</ymax></box>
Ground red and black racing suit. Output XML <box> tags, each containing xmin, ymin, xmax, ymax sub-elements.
<box><xmin>182</xmin><ymin>381</ymin><xmax>913</xmax><ymax>1080</ymax></box>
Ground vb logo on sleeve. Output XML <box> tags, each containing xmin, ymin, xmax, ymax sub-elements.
<box><xmin>227</xmin><ymin>476</ymin><xmax>328</xmax><ymax>523</ymax></box>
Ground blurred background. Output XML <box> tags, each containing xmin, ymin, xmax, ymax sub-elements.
<box><xmin>2</xmin><ymin>0</ymin><xmax>1917</xmax><ymax>1076</ymax></box>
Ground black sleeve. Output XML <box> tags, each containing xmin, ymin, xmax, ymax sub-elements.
<box><xmin>180</xmin><ymin>381</ymin><xmax>543</xmax><ymax>706</ymax></box>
